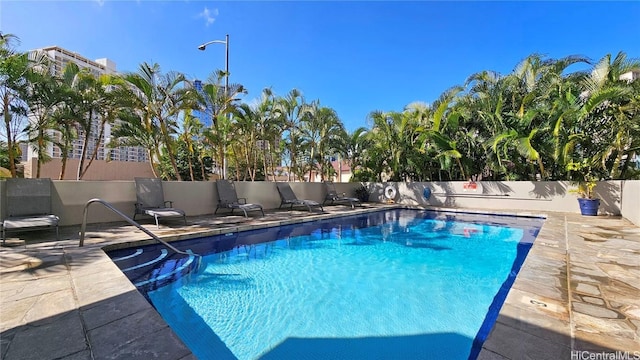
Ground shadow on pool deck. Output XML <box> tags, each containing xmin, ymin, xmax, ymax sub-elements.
<box><xmin>1</xmin><ymin>207</ymin><xmax>639</xmax><ymax>359</ymax></box>
<box><xmin>1</xmin><ymin>289</ymin><xmax>192</xmax><ymax>360</ymax></box>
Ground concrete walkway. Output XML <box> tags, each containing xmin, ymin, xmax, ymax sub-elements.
<box><xmin>1</xmin><ymin>206</ymin><xmax>639</xmax><ymax>359</ymax></box>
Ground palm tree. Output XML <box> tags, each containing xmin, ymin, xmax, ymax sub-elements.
<box><xmin>341</xmin><ymin>127</ymin><xmax>371</xmax><ymax>181</ymax></box>
<box><xmin>300</xmin><ymin>102</ymin><xmax>345</xmax><ymax>181</ymax></box>
<box><xmin>194</xmin><ymin>70</ymin><xmax>246</xmax><ymax>180</ymax></box>
<box><xmin>49</xmin><ymin>103</ymin><xmax>77</xmax><ymax>180</ymax></box>
<box><xmin>576</xmin><ymin>52</ymin><xmax>640</xmax><ymax>179</ymax></box>
<box><xmin>109</xmin><ymin>108</ymin><xmax>161</xmax><ymax>176</ymax></box>
<box><xmin>274</xmin><ymin>89</ymin><xmax>309</xmax><ymax>181</ymax></box>
<box><xmin>123</xmin><ymin>62</ymin><xmax>187</xmax><ymax>180</ymax></box>
<box><xmin>232</xmin><ymin>102</ymin><xmax>265</xmax><ymax>180</ymax></box>
<box><xmin>457</xmin><ymin>70</ymin><xmax>515</xmax><ymax>179</ymax></box>
<box><xmin>178</xmin><ymin>109</ymin><xmax>204</xmax><ymax>181</ymax></box>
<box><xmin>60</xmin><ymin>64</ymin><xmax>127</xmax><ymax>179</ymax></box>
<box><xmin>0</xmin><ymin>34</ymin><xmax>49</xmax><ymax>177</ymax></box>
<box><xmin>0</xmin><ymin>33</ymin><xmax>24</xmax><ymax>177</ymax></box>
<box><xmin>23</xmin><ymin>61</ymin><xmax>64</xmax><ymax>178</ymax></box>
<box><xmin>412</xmin><ymin>87</ymin><xmax>469</xmax><ymax>180</ymax></box>
<box><xmin>366</xmin><ymin>110</ymin><xmax>419</xmax><ymax>181</ymax></box>
<box><xmin>252</xmin><ymin>88</ymin><xmax>282</xmax><ymax>181</ymax></box>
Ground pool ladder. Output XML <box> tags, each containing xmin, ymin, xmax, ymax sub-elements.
<box><xmin>78</xmin><ymin>198</ymin><xmax>200</xmax><ymax>261</ymax></box>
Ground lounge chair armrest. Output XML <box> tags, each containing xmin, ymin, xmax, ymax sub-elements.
<box><xmin>164</xmin><ymin>201</ymin><xmax>174</xmax><ymax>207</ymax></box>
<box><xmin>237</xmin><ymin>198</ymin><xmax>248</xmax><ymax>204</ymax></box>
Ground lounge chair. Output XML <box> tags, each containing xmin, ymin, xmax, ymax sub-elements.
<box><xmin>215</xmin><ymin>180</ymin><xmax>264</xmax><ymax>217</ymax></box>
<box><xmin>276</xmin><ymin>182</ymin><xmax>323</xmax><ymax>212</ymax></box>
<box><xmin>134</xmin><ymin>178</ymin><xmax>186</xmax><ymax>228</ymax></box>
<box><xmin>323</xmin><ymin>181</ymin><xmax>361</xmax><ymax>209</ymax></box>
<box><xmin>2</xmin><ymin>178</ymin><xmax>59</xmax><ymax>244</ymax></box>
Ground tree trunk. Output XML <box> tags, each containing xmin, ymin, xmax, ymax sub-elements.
<box><xmin>290</xmin><ymin>143</ymin><xmax>296</xmax><ymax>182</ymax></box>
<box><xmin>59</xmin><ymin>147</ymin><xmax>69</xmax><ymax>180</ymax></box>
<box><xmin>4</xmin><ymin>95</ymin><xmax>17</xmax><ymax>177</ymax></box>
<box><xmin>243</xmin><ymin>142</ymin><xmax>253</xmax><ymax>181</ymax></box>
<box><xmin>537</xmin><ymin>158</ymin><xmax>546</xmax><ymax>180</ymax></box>
<box><xmin>262</xmin><ymin>143</ymin><xmax>268</xmax><ymax>182</ymax></box>
<box><xmin>251</xmin><ymin>141</ymin><xmax>258</xmax><ymax>181</ymax></box>
<box><xmin>80</xmin><ymin>118</ymin><xmax>108</xmax><ymax>180</ymax></box>
<box><xmin>152</xmin><ymin>139</ymin><xmax>162</xmax><ymax>176</ymax></box>
<box><xmin>36</xmin><ymin>129</ymin><xmax>44</xmax><ymax>179</ymax></box>
<box><xmin>231</xmin><ymin>144</ymin><xmax>241</xmax><ymax>181</ymax></box>
<box><xmin>270</xmin><ymin>136</ymin><xmax>278</xmax><ymax>182</ymax></box>
<box><xmin>187</xmin><ymin>156</ymin><xmax>194</xmax><ymax>181</ymax></box>
<box><xmin>455</xmin><ymin>157</ymin><xmax>466</xmax><ymax>180</ymax></box>
<box><xmin>218</xmin><ymin>145</ymin><xmax>225</xmax><ymax>180</ymax></box>
<box><xmin>158</xmin><ymin>116</ymin><xmax>181</xmax><ymax>181</ymax></box>
<box><xmin>147</xmin><ymin>150</ymin><xmax>158</xmax><ymax>178</ymax></box>
<box><xmin>77</xmin><ymin>110</ymin><xmax>92</xmax><ymax>180</ymax></box>
<box><xmin>200</xmin><ymin>153</ymin><xmax>206</xmax><ymax>180</ymax></box>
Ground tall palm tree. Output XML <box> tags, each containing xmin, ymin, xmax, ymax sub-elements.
<box><xmin>229</xmin><ymin>103</ymin><xmax>259</xmax><ymax>180</ymax></box>
<box><xmin>108</xmin><ymin>108</ymin><xmax>161</xmax><ymax>177</ymax></box>
<box><xmin>413</xmin><ymin>87</ymin><xmax>468</xmax><ymax>180</ymax></box>
<box><xmin>23</xmin><ymin>62</ymin><xmax>64</xmax><ymax>178</ymax></box>
<box><xmin>576</xmin><ymin>52</ymin><xmax>640</xmax><ymax>179</ymax></box>
<box><xmin>300</xmin><ymin>102</ymin><xmax>345</xmax><ymax>181</ymax></box>
<box><xmin>178</xmin><ymin>109</ymin><xmax>204</xmax><ymax>181</ymax></box>
<box><xmin>49</xmin><ymin>100</ymin><xmax>77</xmax><ymax>180</ymax></box>
<box><xmin>501</xmin><ymin>54</ymin><xmax>590</xmax><ymax>180</ymax></box>
<box><xmin>123</xmin><ymin>62</ymin><xmax>187</xmax><ymax>180</ymax></box>
<box><xmin>252</xmin><ymin>88</ymin><xmax>281</xmax><ymax>181</ymax></box>
<box><xmin>274</xmin><ymin>89</ymin><xmax>309</xmax><ymax>181</ymax></box>
<box><xmin>366</xmin><ymin>110</ymin><xmax>420</xmax><ymax>181</ymax></box>
<box><xmin>0</xmin><ymin>34</ymin><xmax>48</xmax><ymax>177</ymax></box>
<box><xmin>61</xmin><ymin>64</ymin><xmax>127</xmax><ymax>179</ymax></box>
<box><xmin>340</xmin><ymin>127</ymin><xmax>370</xmax><ymax>181</ymax></box>
<box><xmin>194</xmin><ymin>70</ymin><xmax>246</xmax><ymax>180</ymax></box>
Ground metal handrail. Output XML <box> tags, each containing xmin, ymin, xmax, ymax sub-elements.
<box><xmin>78</xmin><ymin>198</ymin><xmax>195</xmax><ymax>258</ymax></box>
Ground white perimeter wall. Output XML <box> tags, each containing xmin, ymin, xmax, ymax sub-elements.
<box><xmin>621</xmin><ymin>180</ymin><xmax>640</xmax><ymax>226</ymax></box>
<box><xmin>1</xmin><ymin>180</ymin><xmax>638</xmax><ymax>227</ymax></box>
<box><xmin>364</xmin><ymin>181</ymin><xmax>623</xmax><ymax>216</ymax></box>
<box><xmin>25</xmin><ymin>158</ymin><xmax>155</xmax><ymax>180</ymax></box>
<box><xmin>0</xmin><ymin>180</ymin><xmax>358</xmax><ymax>226</ymax></box>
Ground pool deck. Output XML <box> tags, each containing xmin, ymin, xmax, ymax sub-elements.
<box><xmin>1</xmin><ymin>204</ymin><xmax>639</xmax><ymax>360</ymax></box>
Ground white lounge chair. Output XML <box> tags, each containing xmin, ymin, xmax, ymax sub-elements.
<box><xmin>276</xmin><ymin>182</ymin><xmax>323</xmax><ymax>212</ymax></box>
<box><xmin>134</xmin><ymin>178</ymin><xmax>186</xmax><ymax>228</ymax></box>
<box><xmin>215</xmin><ymin>180</ymin><xmax>264</xmax><ymax>217</ymax></box>
<box><xmin>2</xmin><ymin>178</ymin><xmax>59</xmax><ymax>244</ymax></box>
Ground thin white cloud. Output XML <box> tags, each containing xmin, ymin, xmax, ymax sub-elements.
<box><xmin>198</xmin><ymin>7</ymin><xmax>218</xmax><ymax>27</ymax></box>
<box><xmin>95</xmin><ymin>0</ymin><xmax>105</xmax><ymax>6</ymax></box>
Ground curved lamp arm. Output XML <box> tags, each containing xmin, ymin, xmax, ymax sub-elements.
<box><xmin>198</xmin><ymin>39</ymin><xmax>226</xmax><ymax>50</ymax></box>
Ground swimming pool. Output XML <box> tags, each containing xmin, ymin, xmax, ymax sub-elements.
<box><xmin>108</xmin><ymin>209</ymin><xmax>543</xmax><ymax>360</ymax></box>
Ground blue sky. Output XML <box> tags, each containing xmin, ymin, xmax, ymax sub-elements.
<box><xmin>2</xmin><ymin>1</ymin><xmax>639</xmax><ymax>131</ymax></box>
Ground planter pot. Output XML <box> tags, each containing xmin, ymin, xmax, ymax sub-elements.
<box><xmin>578</xmin><ymin>198</ymin><xmax>600</xmax><ymax>216</ymax></box>
<box><xmin>423</xmin><ymin>187</ymin><xmax>432</xmax><ymax>200</ymax></box>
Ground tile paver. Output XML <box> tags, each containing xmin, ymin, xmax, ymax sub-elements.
<box><xmin>1</xmin><ymin>205</ymin><xmax>639</xmax><ymax>359</ymax></box>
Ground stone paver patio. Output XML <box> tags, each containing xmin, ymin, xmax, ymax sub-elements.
<box><xmin>1</xmin><ymin>205</ymin><xmax>639</xmax><ymax>359</ymax></box>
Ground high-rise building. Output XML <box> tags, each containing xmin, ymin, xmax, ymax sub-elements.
<box><xmin>191</xmin><ymin>79</ymin><xmax>213</xmax><ymax>127</ymax></box>
<box><xmin>620</xmin><ymin>70</ymin><xmax>640</xmax><ymax>82</ymax></box>
<box><xmin>27</xmin><ymin>46</ymin><xmax>148</xmax><ymax>164</ymax></box>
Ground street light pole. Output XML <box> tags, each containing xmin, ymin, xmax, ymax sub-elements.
<box><xmin>198</xmin><ymin>34</ymin><xmax>229</xmax><ymax>179</ymax></box>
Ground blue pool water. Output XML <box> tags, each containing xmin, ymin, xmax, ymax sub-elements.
<box><xmin>108</xmin><ymin>210</ymin><xmax>543</xmax><ymax>360</ymax></box>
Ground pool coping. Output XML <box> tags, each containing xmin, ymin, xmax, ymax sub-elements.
<box><xmin>1</xmin><ymin>204</ymin><xmax>639</xmax><ymax>359</ymax></box>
